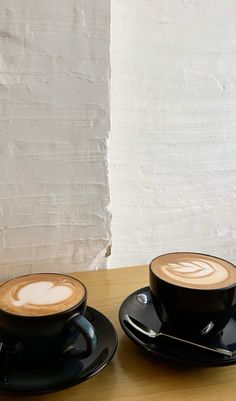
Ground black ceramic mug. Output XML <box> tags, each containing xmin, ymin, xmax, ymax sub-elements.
<box><xmin>0</xmin><ymin>273</ymin><xmax>97</xmax><ymax>365</ymax></box>
<box><xmin>149</xmin><ymin>252</ymin><xmax>236</xmax><ymax>341</ymax></box>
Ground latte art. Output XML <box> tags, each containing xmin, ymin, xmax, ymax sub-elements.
<box><xmin>151</xmin><ymin>253</ymin><xmax>236</xmax><ymax>289</ymax></box>
<box><xmin>0</xmin><ymin>274</ymin><xmax>85</xmax><ymax>316</ymax></box>
<box><xmin>162</xmin><ymin>259</ymin><xmax>229</xmax><ymax>286</ymax></box>
<box><xmin>12</xmin><ymin>282</ymin><xmax>73</xmax><ymax>307</ymax></box>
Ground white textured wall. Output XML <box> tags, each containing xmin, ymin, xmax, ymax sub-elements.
<box><xmin>109</xmin><ymin>0</ymin><xmax>236</xmax><ymax>268</ymax></box>
<box><xmin>0</xmin><ymin>0</ymin><xmax>111</xmax><ymax>279</ymax></box>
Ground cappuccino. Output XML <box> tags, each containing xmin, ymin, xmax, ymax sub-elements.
<box><xmin>0</xmin><ymin>273</ymin><xmax>85</xmax><ymax>316</ymax></box>
<box><xmin>150</xmin><ymin>252</ymin><xmax>236</xmax><ymax>290</ymax></box>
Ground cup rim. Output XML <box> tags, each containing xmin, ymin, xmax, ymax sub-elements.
<box><xmin>0</xmin><ymin>272</ymin><xmax>87</xmax><ymax>319</ymax></box>
<box><xmin>149</xmin><ymin>251</ymin><xmax>236</xmax><ymax>291</ymax></box>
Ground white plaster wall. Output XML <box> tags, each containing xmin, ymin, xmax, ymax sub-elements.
<box><xmin>109</xmin><ymin>0</ymin><xmax>236</xmax><ymax>268</ymax></box>
<box><xmin>0</xmin><ymin>0</ymin><xmax>111</xmax><ymax>280</ymax></box>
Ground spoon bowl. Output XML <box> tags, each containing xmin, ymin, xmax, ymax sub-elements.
<box><xmin>125</xmin><ymin>314</ymin><xmax>232</xmax><ymax>358</ymax></box>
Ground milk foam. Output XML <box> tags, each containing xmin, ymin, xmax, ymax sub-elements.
<box><xmin>162</xmin><ymin>259</ymin><xmax>229</xmax><ymax>286</ymax></box>
<box><xmin>12</xmin><ymin>282</ymin><xmax>73</xmax><ymax>307</ymax></box>
<box><xmin>151</xmin><ymin>253</ymin><xmax>236</xmax><ymax>289</ymax></box>
<box><xmin>0</xmin><ymin>274</ymin><xmax>85</xmax><ymax>316</ymax></box>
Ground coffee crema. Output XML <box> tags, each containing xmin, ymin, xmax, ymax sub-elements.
<box><xmin>0</xmin><ymin>273</ymin><xmax>85</xmax><ymax>316</ymax></box>
<box><xmin>150</xmin><ymin>253</ymin><xmax>236</xmax><ymax>289</ymax></box>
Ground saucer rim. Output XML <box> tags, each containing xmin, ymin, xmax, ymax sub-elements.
<box><xmin>119</xmin><ymin>286</ymin><xmax>236</xmax><ymax>366</ymax></box>
<box><xmin>0</xmin><ymin>306</ymin><xmax>118</xmax><ymax>395</ymax></box>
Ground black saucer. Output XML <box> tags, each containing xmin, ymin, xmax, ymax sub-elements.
<box><xmin>119</xmin><ymin>287</ymin><xmax>236</xmax><ymax>366</ymax></box>
<box><xmin>0</xmin><ymin>307</ymin><xmax>118</xmax><ymax>394</ymax></box>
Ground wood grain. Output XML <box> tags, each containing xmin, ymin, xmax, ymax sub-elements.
<box><xmin>1</xmin><ymin>265</ymin><xmax>236</xmax><ymax>401</ymax></box>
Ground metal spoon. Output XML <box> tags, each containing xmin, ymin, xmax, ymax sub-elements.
<box><xmin>125</xmin><ymin>314</ymin><xmax>232</xmax><ymax>358</ymax></box>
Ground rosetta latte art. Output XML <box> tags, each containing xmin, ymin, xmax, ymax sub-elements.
<box><xmin>162</xmin><ymin>259</ymin><xmax>229</xmax><ymax>286</ymax></box>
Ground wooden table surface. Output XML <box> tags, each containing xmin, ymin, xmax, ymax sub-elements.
<box><xmin>1</xmin><ymin>265</ymin><xmax>236</xmax><ymax>401</ymax></box>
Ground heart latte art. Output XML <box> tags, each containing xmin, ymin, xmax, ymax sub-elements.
<box><xmin>0</xmin><ymin>274</ymin><xmax>85</xmax><ymax>316</ymax></box>
<box><xmin>12</xmin><ymin>281</ymin><xmax>73</xmax><ymax>307</ymax></box>
<box><xmin>151</xmin><ymin>253</ymin><xmax>236</xmax><ymax>289</ymax></box>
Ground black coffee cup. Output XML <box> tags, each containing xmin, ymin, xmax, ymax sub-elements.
<box><xmin>149</xmin><ymin>252</ymin><xmax>236</xmax><ymax>341</ymax></box>
<box><xmin>0</xmin><ymin>273</ymin><xmax>97</xmax><ymax>366</ymax></box>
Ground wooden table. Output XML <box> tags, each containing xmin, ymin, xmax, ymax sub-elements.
<box><xmin>1</xmin><ymin>265</ymin><xmax>236</xmax><ymax>401</ymax></box>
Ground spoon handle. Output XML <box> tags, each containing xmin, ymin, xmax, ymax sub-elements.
<box><xmin>125</xmin><ymin>314</ymin><xmax>232</xmax><ymax>358</ymax></box>
<box><xmin>158</xmin><ymin>331</ymin><xmax>232</xmax><ymax>357</ymax></box>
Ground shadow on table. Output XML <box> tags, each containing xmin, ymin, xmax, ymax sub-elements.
<box><xmin>117</xmin><ymin>334</ymin><xmax>213</xmax><ymax>392</ymax></box>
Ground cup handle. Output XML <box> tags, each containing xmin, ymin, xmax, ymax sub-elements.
<box><xmin>0</xmin><ymin>342</ymin><xmax>8</xmax><ymax>385</ymax></box>
<box><xmin>66</xmin><ymin>313</ymin><xmax>97</xmax><ymax>359</ymax></box>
